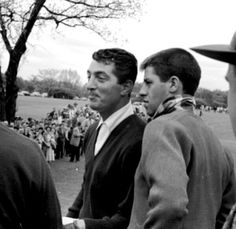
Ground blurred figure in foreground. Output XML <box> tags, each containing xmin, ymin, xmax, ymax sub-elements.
<box><xmin>0</xmin><ymin>122</ymin><xmax>62</xmax><ymax>228</ymax></box>
<box><xmin>191</xmin><ymin>31</ymin><xmax>236</xmax><ymax>229</ymax></box>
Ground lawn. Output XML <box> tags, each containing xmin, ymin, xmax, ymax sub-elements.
<box><xmin>16</xmin><ymin>95</ymin><xmax>87</xmax><ymax>120</ymax></box>
<box><xmin>16</xmin><ymin>96</ymin><xmax>236</xmax><ymax>216</ymax></box>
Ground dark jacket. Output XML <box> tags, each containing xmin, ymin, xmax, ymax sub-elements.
<box><xmin>0</xmin><ymin>123</ymin><xmax>62</xmax><ymax>229</ymax></box>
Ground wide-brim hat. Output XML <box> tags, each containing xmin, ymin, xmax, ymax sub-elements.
<box><xmin>191</xmin><ymin>44</ymin><xmax>236</xmax><ymax>65</ymax></box>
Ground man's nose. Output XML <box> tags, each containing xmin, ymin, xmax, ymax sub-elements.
<box><xmin>87</xmin><ymin>76</ymin><xmax>96</xmax><ymax>90</ymax></box>
<box><xmin>139</xmin><ymin>85</ymin><xmax>147</xmax><ymax>98</ymax></box>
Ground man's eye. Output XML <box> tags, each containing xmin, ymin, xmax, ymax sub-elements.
<box><xmin>145</xmin><ymin>81</ymin><xmax>152</xmax><ymax>86</ymax></box>
<box><xmin>96</xmin><ymin>74</ymin><xmax>108</xmax><ymax>81</ymax></box>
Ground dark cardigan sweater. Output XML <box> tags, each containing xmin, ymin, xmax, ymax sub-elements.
<box><xmin>67</xmin><ymin>114</ymin><xmax>146</xmax><ymax>229</ymax></box>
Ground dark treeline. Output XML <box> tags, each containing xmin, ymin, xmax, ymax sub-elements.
<box><xmin>133</xmin><ymin>83</ymin><xmax>228</xmax><ymax>108</ymax></box>
<box><xmin>17</xmin><ymin>73</ymin><xmax>228</xmax><ymax>108</ymax></box>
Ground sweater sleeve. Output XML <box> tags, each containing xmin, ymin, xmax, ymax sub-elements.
<box><xmin>66</xmin><ymin>183</ymin><xmax>84</xmax><ymax>218</ymax></box>
<box><xmin>139</xmin><ymin>121</ymin><xmax>189</xmax><ymax>229</ymax></box>
<box><xmin>66</xmin><ymin>128</ymin><xmax>91</xmax><ymax>218</ymax></box>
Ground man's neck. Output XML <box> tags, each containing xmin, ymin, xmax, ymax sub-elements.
<box><xmin>100</xmin><ymin>99</ymin><xmax>130</xmax><ymax>121</ymax></box>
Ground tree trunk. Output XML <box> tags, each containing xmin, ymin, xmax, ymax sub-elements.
<box><xmin>4</xmin><ymin>0</ymin><xmax>46</xmax><ymax>123</ymax></box>
<box><xmin>5</xmin><ymin>52</ymin><xmax>21</xmax><ymax>123</ymax></box>
<box><xmin>0</xmin><ymin>66</ymin><xmax>6</xmax><ymax>121</ymax></box>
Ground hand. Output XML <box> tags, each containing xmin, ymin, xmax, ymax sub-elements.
<box><xmin>63</xmin><ymin>220</ymin><xmax>83</xmax><ymax>229</ymax></box>
<box><xmin>73</xmin><ymin>219</ymin><xmax>85</xmax><ymax>229</ymax></box>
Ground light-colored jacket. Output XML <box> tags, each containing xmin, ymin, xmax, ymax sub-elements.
<box><xmin>128</xmin><ymin>109</ymin><xmax>236</xmax><ymax>229</ymax></box>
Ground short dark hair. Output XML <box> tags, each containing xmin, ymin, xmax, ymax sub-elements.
<box><xmin>92</xmin><ymin>48</ymin><xmax>138</xmax><ymax>84</ymax></box>
<box><xmin>140</xmin><ymin>48</ymin><xmax>201</xmax><ymax>95</ymax></box>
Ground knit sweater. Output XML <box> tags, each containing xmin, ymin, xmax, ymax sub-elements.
<box><xmin>67</xmin><ymin>114</ymin><xmax>146</xmax><ymax>229</ymax></box>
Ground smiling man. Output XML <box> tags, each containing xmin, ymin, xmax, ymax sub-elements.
<box><xmin>66</xmin><ymin>48</ymin><xmax>146</xmax><ymax>229</ymax></box>
<box><xmin>127</xmin><ymin>48</ymin><xmax>236</xmax><ymax>229</ymax></box>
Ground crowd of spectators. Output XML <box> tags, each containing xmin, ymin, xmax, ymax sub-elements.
<box><xmin>1</xmin><ymin>102</ymin><xmax>147</xmax><ymax>163</ymax></box>
<box><xmin>1</xmin><ymin>103</ymin><xmax>99</xmax><ymax>163</ymax></box>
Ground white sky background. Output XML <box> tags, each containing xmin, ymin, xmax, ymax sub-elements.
<box><xmin>1</xmin><ymin>0</ymin><xmax>236</xmax><ymax>91</ymax></box>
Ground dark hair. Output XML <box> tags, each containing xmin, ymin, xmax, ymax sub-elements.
<box><xmin>92</xmin><ymin>48</ymin><xmax>138</xmax><ymax>84</ymax></box>
<box><xmin>140</xmin><ymin>48</ymin><xmax>201</xmax><ymax>95</ymax></box>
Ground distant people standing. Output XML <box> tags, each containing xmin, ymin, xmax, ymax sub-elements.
<box><xmin>42</xmin><ymin>128</ymin><xmax>55</xmax><ymax>163</ymax></box>
<box><xmin>56</xmin><ymin>122</ymin><xmax>66</xmax><ymax>159</ymax></box>
<box><xmin>35</xmin><ymin>126</ymin><xmax>44</xmax><ymax>148</ymax></box>
<box><xmin>69</xmin><ymin>122</ymin><xmax>82</xmax><ymax>162</ymax></box>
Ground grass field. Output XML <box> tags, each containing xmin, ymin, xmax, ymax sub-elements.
<box><xmin>16</xmin><ymin>95</ymin><xmax>88</xmax><ymax>120</ymax></box>
<box><xmin>16</xmin><ymin>96</ymin><xmax>236</xmax><ymax>216</ymax></box>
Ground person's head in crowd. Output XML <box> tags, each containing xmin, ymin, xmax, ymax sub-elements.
<box><xmin>38</xmin><ymin>127</ymin><xmax>44</xmax><ymax>134</ymax></box>
<box><xmin>87</xmin><ymin>48</ymin><xmax>138</xmax><ymax>120</ymax></box>
<box><xmin>45</xmin><ymin>126</ymin><xmax>51</xmax><ymax>133</ymax></box>
<box><xmin>139</xmin><ymin>48</ymin><xmax>201</xmax><ymax>117</ymax></box>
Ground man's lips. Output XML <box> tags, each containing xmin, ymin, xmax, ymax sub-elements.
<box><xmin>88</xmin><ymin>94</ymin><xmax>99</xmax><ymax>100</ymax></box>
<box><xmin>142</xmin><ymin>101</ymin><xmax>148</xmax><ymax>108</ymax></box>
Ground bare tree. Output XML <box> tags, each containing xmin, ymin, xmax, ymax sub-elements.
<box><xmin>0</xmin><ymin>0</ymin><xmax>144</xmax><ymax>123</ymax></box>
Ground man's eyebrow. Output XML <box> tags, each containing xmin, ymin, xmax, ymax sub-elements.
<box><xmin>87</xmin><ymin>70</ymin><xmax>106</xmax><ymax>75</ymax></box>
<box><xmin>94</xmin><ymin>71</ymin><xmax>107</xmax><ymax>75</ymax></box>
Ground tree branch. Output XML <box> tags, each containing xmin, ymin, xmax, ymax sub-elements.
<box><xmin>0</xmin><ymin>6</ymin><xmax>12</xmax><ymax>53</ymax></box>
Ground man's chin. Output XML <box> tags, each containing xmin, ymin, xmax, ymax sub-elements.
<box><xmin>146</xmin><ymin>109</ymin><xmax>155</xmax><ymax>118</ymax></box>
<box><xmin>88</xmin><ymin>102</ymin><xmax>99</xmax><ymax>111</ymax></box>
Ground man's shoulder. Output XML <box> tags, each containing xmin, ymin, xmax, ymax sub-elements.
<box><xmin>145</xmin><ymin>110</ymin><xmax>203</xmax><ymax>139</ymax></box>
<box><xmin>114</xmin><ymin>115</ymin><xmax>146</xmax><ymax>142</ymax></box>
<box><xmin>0</xmin><ymin>124</ymin><xmax>41</xmax><ymax>157</ymax></box>
<box><xmin>123</xmin><ymin>114</ymin><xmax>146</xmax><ymax>128</ymax></box>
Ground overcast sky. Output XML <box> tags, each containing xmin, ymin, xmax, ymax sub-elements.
<box><xmin>1</xmin><ymin>0</ymin><xmax>236</xmax><ymax>91</ymax></box>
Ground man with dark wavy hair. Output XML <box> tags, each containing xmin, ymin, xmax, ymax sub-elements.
<box><xmin>66</xmin><ymin>48</ymin><xmax>145</xmax><ymax>229</ymax></box>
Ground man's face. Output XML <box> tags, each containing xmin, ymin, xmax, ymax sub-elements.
<box><xmin>139</xmin><ymin>66</ymin><xmax>170</xmax><ymax>117</ymax></box>
<box><xmin>86</xmin><ymin>60</ymin><xmax>123</xmax><ymax>119</ymax></box>
<box><xmin>226</xmin><ymin>64</ymin><xmax>236</xmax><ymax>136</ymax></box>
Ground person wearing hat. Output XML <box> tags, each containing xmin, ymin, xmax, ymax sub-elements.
<box><xmin>191</xmin><ymin>32</ymin><xmax>236</xmax><ymax>136</ymax></box>
<box><xmin>127</xmin><ymin>48</ymin><xmax>236</xmax><ymax>229</ymax></box>
<box><xmin>191</xmin><ymin>31</ymin><xmax>236</xmax><ymax>229</ymax></box>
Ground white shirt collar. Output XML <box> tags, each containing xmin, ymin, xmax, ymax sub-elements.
<box><xmin>97</xmin><ymin>100</ymin><xmax>134</xmax><ymax>133</ymax></box>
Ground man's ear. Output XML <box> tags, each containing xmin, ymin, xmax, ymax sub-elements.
<box><xmin>120</xmin><ymin>80</ymin><xmax>134</xmax><ymax>96</ymax></box>
<box><xmin>169</xmin><ymin>76</ymin><xmax>181</xmax><ymax>93</ymax></box>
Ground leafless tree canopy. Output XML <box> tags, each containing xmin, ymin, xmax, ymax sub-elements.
<box><xmin>0</xmin><ymin>0</ymin><xmax>143</xmax><ymax>48</ymax></box>
<box><xmin>0</xmin><ymin>0</ymin><xmax>144</xmax><ymax>122</ymax></box>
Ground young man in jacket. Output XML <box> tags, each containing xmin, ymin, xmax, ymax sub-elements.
<box><xmin>127</xmin><ymin>48</ymin><xmax>236</xmax><ymax>229</ymax></box>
